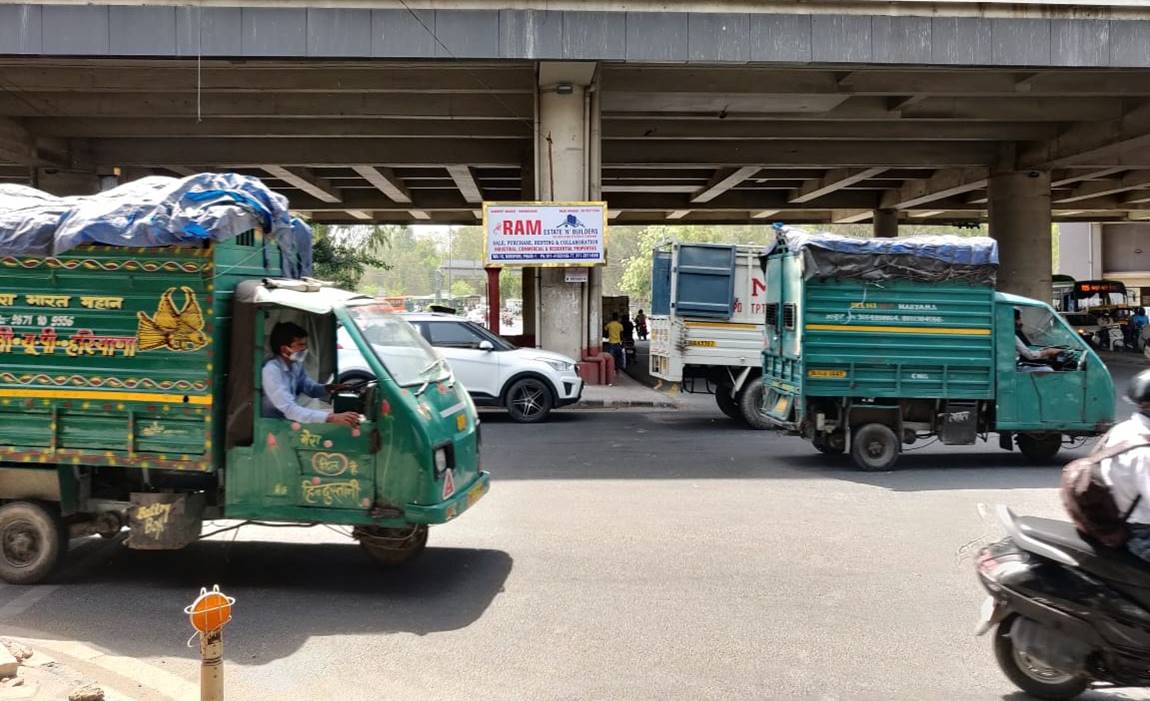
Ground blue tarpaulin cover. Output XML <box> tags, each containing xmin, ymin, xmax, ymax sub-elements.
<box><xmin>0</xmin><ymin>173</ymin><xmax>312</xmax><ymax>277</ymax></box>
<box><xmin>773</xmin><ymin>228</ymin><xmax>998</xmax><ymax>284</ymax></box>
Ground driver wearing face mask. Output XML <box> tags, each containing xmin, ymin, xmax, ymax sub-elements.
<box><xmin>261</xmin><ymin>321</ymin><xmax>359</xmax><ymax>427</ymax></box>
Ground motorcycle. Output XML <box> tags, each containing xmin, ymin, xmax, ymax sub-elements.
<box><xmin>975</xmin><ymin>504</ymin><xmax>1150</xmax><ymax>699</ymax></box>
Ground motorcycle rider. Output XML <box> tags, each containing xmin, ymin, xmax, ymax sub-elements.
<box><xmin>1099</xmin><ymin>368</ymin><xmax>1150</xmax><ymax>561</ymax></box>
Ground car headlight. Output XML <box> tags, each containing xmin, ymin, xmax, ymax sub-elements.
<box><xmin>536</xmin><ymin>358</ymin><xmax>575</xmax><ymax>373</ymax></box>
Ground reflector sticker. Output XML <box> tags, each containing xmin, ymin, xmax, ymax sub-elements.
<box><xmin>442</xmin><ymin>468</ymin><xmax>455</xmax><ymax>500</ymax></box>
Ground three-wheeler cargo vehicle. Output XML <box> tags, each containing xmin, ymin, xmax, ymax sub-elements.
<box><xmin>760</xmin><ymin>230</ymin><xmax>1115</xmax><ymax>471</ymax></box>
<box><xmin>0</xmin><ymin>234</ymin><xmax>487</xmax><ymax>583</ymax></box>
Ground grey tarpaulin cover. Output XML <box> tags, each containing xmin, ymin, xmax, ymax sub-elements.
<box><xmin>0</xmin><ymin>173</ymin><xmax>312</xmax><ymax>277</ymax></box>
<box><xmin>773</xmin><ymin>228</ymin><xmax>998</xmax><ymax>285</ymax></box>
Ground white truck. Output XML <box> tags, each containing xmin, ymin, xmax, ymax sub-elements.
<box><xmin>648</xmin><ymin>241</ymin><xmax>772</xmax><ymax>428</ymax></box>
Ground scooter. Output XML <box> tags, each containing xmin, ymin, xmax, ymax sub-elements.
<box><xmin>975</xmin><ymin>505</ymin><xmax>1150</xmax><ymax>699</ymax></box>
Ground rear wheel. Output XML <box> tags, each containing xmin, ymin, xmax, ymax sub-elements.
<box><xmin>850</xmin><ymin>423</ymin><xmax>900</xmax><ymax>471</ymax></box>
<box><xmin>1017</xmin><ymin>433</ymin><xmax>1062</xmax><ymax>464</ymax></box>
<box><xmin>355</xmin><ymin>524</ymin><xmax>428</xmax><ymax>567</ymax></box>
<box><xmin>737</xmin><ymin>381</ymin><xmax>772</xmax><ymax>430</ymax></box>
<box><xmin>715</xmin><ymin>385</ymin><xmax>741</xmax><ymax>421</ymax></box>
<box><xmin>505</xmin><ymin>377</ymin><xmax>554</xmax><ymax>423</ymax></box>
<box><xmin>993</xmin><ymin>617</ymin><xmax>1088</xmax><ymax>700</ymax></box>
<box><xmin>0</xmin><ymin>501</ymin><xmax>65</xmax><ymax>585</ymax></box>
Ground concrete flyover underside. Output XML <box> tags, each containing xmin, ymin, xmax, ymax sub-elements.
<box><xmin>4</xmin><ymin>0</ymin><xmax>1150</xmax><ymax>229</ymax></box>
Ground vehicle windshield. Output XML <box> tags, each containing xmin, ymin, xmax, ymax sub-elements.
<box><xmin>469</xmin><ymin>322</ymin><xmax>517</xmax><ymax>351</ymax></box>
<box><xmin>1018</xmin><ymin>306</ymin><xmax>1082</xmax><ymax>348</ymax></box>
<box><xmin>1062</xmin><ymin>313</ymin><xmax>1096</xmax><ymax>327</ymax></box>
<box><xmin>345</xmin><ymin>304</ymin><xmax>449</xmax><ymax>386</ymax></box>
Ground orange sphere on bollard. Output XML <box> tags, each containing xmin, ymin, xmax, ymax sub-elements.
<box><xmin>186</xmin><ymin>585</ymin><xmax>235</xmax><ymax>634</ymax></box>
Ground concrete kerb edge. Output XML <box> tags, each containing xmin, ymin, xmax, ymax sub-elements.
<box><xmin>4</xmin><ymin>630</ymin><xmax>198</xmax><ymax>701</ymax></box>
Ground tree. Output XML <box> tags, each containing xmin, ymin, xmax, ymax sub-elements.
<box><xmin>311</xmin><ymin>224</ymin><xmax>396</xmax><ymax>291</ymax></box>
<box><xmin>451</xmin><ymin>279</ymin><xmax>476</xmax><ymax>297</ymax></box>
<box><xmin>365</xmin><ymin>227</ymin><xmax>442</xmax><ymax>296</ymax></box>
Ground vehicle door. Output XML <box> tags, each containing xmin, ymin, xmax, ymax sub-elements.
<box><xmin>995</xmin><ymin>301</ymin><xmax>1102</xmax><ymax>430</ymax></box>
<box><xmin>236</xmin><ymin>307</ymin><xmax>379</xmax><ymax>517</ymax></box>
<box><xmin>422</xmin><ymin>321</ymin><xmax>500</xmax><ymax>397</ymax></box>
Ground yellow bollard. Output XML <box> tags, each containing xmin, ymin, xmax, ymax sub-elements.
<box><xmin>185</xmin><ymin>585</ymin><xmax>235</xmax><ymax>701</ymax></box>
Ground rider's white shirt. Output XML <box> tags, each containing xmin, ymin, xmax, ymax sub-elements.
<box><xmin>1099</xmin><ymin>412</ymin><xmax>1150</xmax><ymax>525</ymax></box>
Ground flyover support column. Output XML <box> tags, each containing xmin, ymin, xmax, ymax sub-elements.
<box><xmin>535</xmin><ymin>62</ymin><xmax>599</xmax><ymax>362</ymax></box>
<box><xmin>989</xmin><ymin>171</ymin><xmax>1052</xmax><ymax>302</ymax></box>
<box><xmin>873</xmin><ymin>208</ymin><xmax>899</xmax><ymax>238</ymax></box>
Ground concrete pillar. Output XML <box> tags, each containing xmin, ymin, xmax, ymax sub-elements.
<box><xmin>989</xmin><ymin>170</ymin><xmax>1052</xmax><ymax>302</ymax></box>
<box><xmin>873</xmin><ymin>208</ymin><xmax>899</xmax><ymax>238</ymax></box>
<box><xmin>535</xmin><ymin>62</ymin><xmax>598</xmax><ymax>361</ymax></box>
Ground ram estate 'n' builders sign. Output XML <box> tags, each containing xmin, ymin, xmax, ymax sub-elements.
<box><xmin>483</xmin><ymin>201</ymin><xmax>607</xmax><ymax>267</ymax></box>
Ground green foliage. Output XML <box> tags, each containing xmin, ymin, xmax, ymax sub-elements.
<box><xmin>359</xmin><ymin>226</ymin><xmax>443</xmax><ymax>296</ymax></box>
<box><xmin>451</xmin><ymin>279</ymin><xmax>477</xmax><ymax>297</ymax></box>
<box><xmin>311</xmin><ymin>224</ymin><xmax>394</xmax><ymax>291</ymax></box>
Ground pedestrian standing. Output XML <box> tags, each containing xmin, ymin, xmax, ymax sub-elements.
<box><xmin>635</xmin><ymin>309</ymin><xmax>648</xmax><ymax>341</ymax></box>
<box><xmin>605</xmin><ymin>313</ymin><xmax>625</xmax><ymax>371</ymax></box>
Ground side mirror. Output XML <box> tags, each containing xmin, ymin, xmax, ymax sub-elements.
<box><xmin>478</xmin><ymin>340</ymin><xmax>494</xmax><ymax>351</ymax></box>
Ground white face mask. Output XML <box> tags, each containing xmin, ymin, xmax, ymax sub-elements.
<box><xmin>289</xmin><ymin>349</ymin><xmax>308</xmax><ymax>364</ymax></box>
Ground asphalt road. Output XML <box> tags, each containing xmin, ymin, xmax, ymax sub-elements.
<box><xmin>1</xmin><ymin>360</ymin><xmax>1148</xmax><ymax>701</ymax></box>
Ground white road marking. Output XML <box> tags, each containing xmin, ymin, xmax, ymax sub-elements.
<box><xmin>0</xmin><ymin>584</ymin><xmax>58</xmax><ymax>619</ymax></box>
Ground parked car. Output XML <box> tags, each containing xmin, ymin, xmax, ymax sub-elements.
<box><xmin>339</xmin><ymin>313</ymin><xmax>583</xmax><ymax>423</ymax></box>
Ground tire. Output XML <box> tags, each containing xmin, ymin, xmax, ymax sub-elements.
<box><xmin>0</xmin><ymin>501</ymin><xmax>65</xmax><ymax>585</ymax></box>
<box><xmin>505</xmin><ymin>377</ymin><xmax>555</xmax><ymax>423</ymax></box>
<box><xmin>715</xmin><ymin>385</ymin><xmax>741</xmax><ymax>421</ymax></box>
<box><xmin>850</xmin><ymin>423</ymin><xmax>901</xmax><ymax>471</ymax></box>
<box><xmin>1018</xmin><ymin>433</ymin><xmax>1062</xmax><ymax>464</ymax></box>
<box><xmin>737</xmin><ymin>381</ymin><xmax>772</xmax><ymax>430</ymax></box>
<box><xmin>356</xmin><ymin>524</ymin><xmax>429</xmax><ymax>567</ymax></box>
<box><xmin>993</xmin><ymin>617</ymin><xmax>1088</xmax><ymax>700</ymax></box>
<box><xmin>812</xmin><ymin>432</ymin><xmax>845</xmax><ymax>455</ymax></box>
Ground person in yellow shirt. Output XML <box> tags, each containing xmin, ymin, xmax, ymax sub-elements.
<box><xmin>605</xmin><ymin>313</ymin><xmax>625</xmax><ymax>370</ymax></box>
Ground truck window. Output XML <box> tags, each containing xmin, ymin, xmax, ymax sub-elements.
<box><xmin>765</xmin><ymin>302</ymin><xmax>778</xmax><ymax>328</ymax></box>
<box><xmin>345</xmin><ymin>306</ymin><xmax>446</xmax><ymax>386</ymax></box>
<box><xmin>1018</xmin><ymin>306</ymin><xmax>1079</xmax><ymax>348</ymax></box>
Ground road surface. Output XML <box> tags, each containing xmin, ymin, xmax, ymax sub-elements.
<box><xmin>0</xmin><ymin>361</ymin><xmax>1146</xmax><ymax>700</ymax></box>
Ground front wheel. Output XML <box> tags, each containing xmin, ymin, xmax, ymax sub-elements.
<box><xmin>737</xmin><ymin>381</ymin><xmax>772</xmax><ymax>430</ymax></box>
<box><xmin>0</xmin><ymin>501</ymin><xmax>66</xmax><ymax>584</ymax></box>
<box><xmin>1018</xmin><ymin>433</ymin><xmax>1062</xmax><ymax>464</ymax></box>
<box><xmin>993</xmin><ymin>617</ymin><xmax>1088</xmax><ymax>700</ymax></box>
<box><xmin>505</xmin><ymin>378</ymin><xmax>555</xmax><ymax>423</ymax></box>
<box><xmin>850</xmin><ymin>423</ymin><xmax>900</xmax><ymax>471</ymax></box>
<box><xmin>355</xmin><ymin>524</ymin><xmax>428</xmax><ymax>567</ymax></box>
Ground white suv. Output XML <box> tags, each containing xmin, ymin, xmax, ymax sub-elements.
<box><xmin>338</xmin><ymin>313</ymin><xmax>583</xmax><ymax>423</ymax></box>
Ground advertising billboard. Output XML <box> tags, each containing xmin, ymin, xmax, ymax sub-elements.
<box><xmin>483</xmin><ymin>201</ymin><xmax>607</xmax><ymax>267</ymax></box>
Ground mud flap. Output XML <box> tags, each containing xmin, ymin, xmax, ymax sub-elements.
<box><xmin>127</xmin><ymin>492</ymin><xmax>205</xmax><ymax>550</ymax></box>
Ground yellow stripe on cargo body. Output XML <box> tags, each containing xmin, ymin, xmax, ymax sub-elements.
<box><xmin>685</xmin><ymin>321</ymin><xmax>758</xmax><ymax>330</ymax></box>
<box><xmin>0</xmin><ymin>388</ymin><xmax>211</xmax><ymax>405</ymax></box>
<box><xmin>805</xmin><ymin>324</ymin><xmax>991</xmax><ymax>336</ymax></box>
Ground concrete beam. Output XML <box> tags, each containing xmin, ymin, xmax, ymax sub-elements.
<box><xmin>91</xmin><ymin>139</ymin><xmax>523</xmax><ymax>167</ymax></box>
<box><xmin>0</xmin><ymin>93</ymin><xmax>534</xmax><ymax>120</ymax></box>
<box><xmin>0</xmin><ymin>117</ymin><xmax>34</xmax><ymax>164</ymax></box>
<box><xmin>261</xmin><ymin>166</ymin><xmax>341</xmax><ymax>204</ymax></box>
<box><xmin>28</xmin><ymin>117</ymin><xmax>533</xmax><ymax>140</ymax></box>
<box><xmin>446</xmin><ymin>165</ymin><xmax>484</xmax><ymax>204</ymax></box>
<box><xmin>880</xmin><ymin>168</ymin><xmax>988</xmax><ymax>209</ymax></box>
<box><xmin>690</xmin><ymin>167</ymin><xmax>759</xmax><ymax>204</ymax></box>
<box><xmin>606</xmin><ymin>142</ymin><xmax>996</xmax><ymax>168</ymax></box>
<box><xmin>832</xmin><ymin>210</ymin><xmax>873</xmax><ymax>224</ymax></box>
<box><xmin>352</xmin><ymin>165</ymin><xmax>412</xmax><ymax>204</ymax></box>
<box><xmin>750</xmin><ymin>210</ymin><xmax>782</xmax><ymax>219</ymax></box>
<box><xmin>347</xmin><ymin>210</ymin><xmax>373</xmax><ymax>221</ymax></box>
<box><xmin>1020</xmin><ymin>100</ymin><xmax>1150</xmax><ymax>169</ymax></box>
<box><xmin>1050</xmin><ymin>167</ymin><xmax>1128</xmax><ymax>188</ymax></box>
<box><xmin>788</xmin><ymin>167</ymin><xmax>887</xmax><ymax>204</ymax></box>
<box><xmin>666</xmin><ymin>210</ymin><xmax>691</xmax><ymax>220</ymax></box>
<box><xmin>0</xmin><ymin>65</ymin><xmax>534</xmax><ymax>94</ymax></box>
<box><xmin>602</xmin><ymin>120</ymin><xmax>1058</xmax><ymax>142</ymax></box>
<box><xmin>1054</xmin><ymin>171</ymin><xmax>1150</xmax><ymax>203</ymax></box>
